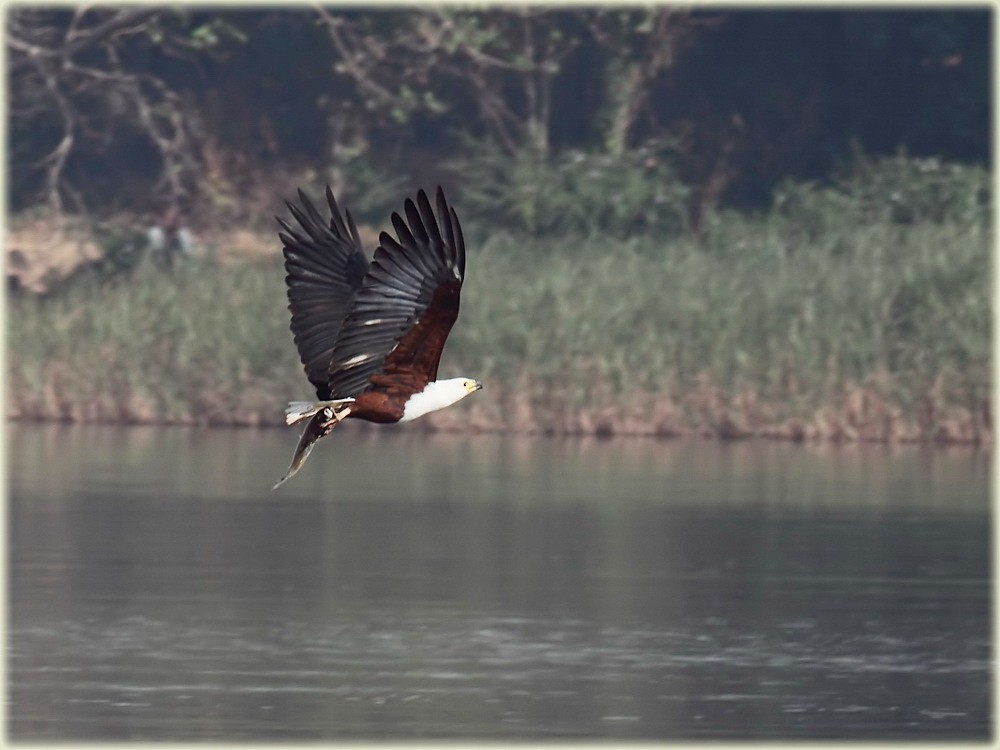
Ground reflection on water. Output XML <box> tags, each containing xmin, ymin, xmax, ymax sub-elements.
<box><xmin>7</xmin><ymin>423</ymin><xmax>991</xmax><ymax>740</ymax></box>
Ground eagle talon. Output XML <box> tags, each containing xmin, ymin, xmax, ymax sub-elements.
<box><xmin>323</xmin><ymin>406</ymin><xmax>351</xmax><ymax>425</ymax></box>
<box><xmin>285</xmin><ymin>397</ymin><xmax>355</xmax><ymax>426</ymax></box>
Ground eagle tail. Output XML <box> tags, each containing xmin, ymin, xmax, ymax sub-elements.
<box><xmin>272</xmin><ymin>408</ymin><xmax>349</xmax><ymax>490</ymax></box>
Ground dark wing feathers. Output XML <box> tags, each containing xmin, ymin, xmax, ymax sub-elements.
<box><xmin>451</xmin><ymin>207</ymin><xmax>466</xmax><ymax>277</ymax></box>
<box><xmin>438</xmin><ymin>191</ymin><xmax>456</xmax><ymax>259</ymax></box>
<box><xmin>325</xmin><ymin>187</ymin><xmax>465</xmax><ymax>398</ymax></box>
<box><xmin>280</xmin><ymin>188</ymin><xmax>368</xmax><ymax>400</ymax></box>
<box><xmin>280</xmin><ymin>185</ymin><xmax>465</xmax><ymax>401</ymax></box>
<box><xmin>417</xmin><ymin>190</ymin><xmax>443</xmax><ymax>249</ymax></box>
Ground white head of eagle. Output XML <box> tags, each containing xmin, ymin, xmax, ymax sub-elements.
<box><xmin>401</xmin><ymin>377</ymin><xmax>483</xmax><ymax>422</ymax></box>
<box><xmin>273</xmin><ymin>185</ymin><xmax>481</xmax><ymax>488</ymax></box>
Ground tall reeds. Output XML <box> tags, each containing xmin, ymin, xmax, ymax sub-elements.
<box><xmin>7</xmin><ymin>155</ymin><xmax>991</xmax><ymax>442</ymax></box>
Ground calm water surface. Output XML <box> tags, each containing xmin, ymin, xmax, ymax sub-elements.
<box><xmin>7</xmin><ymin>423</ymin><xmax>991</xmax><ymax>740</ymax></box>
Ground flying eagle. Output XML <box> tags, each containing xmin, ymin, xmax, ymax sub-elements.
<box><xmin>273</xmin><ymin>186</ymin><xmax>481</xmax><ymax>489</ymax></box>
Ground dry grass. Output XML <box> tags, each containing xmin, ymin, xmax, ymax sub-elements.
<box><xmin>7</xmin><ymin>216</ymin><xmax>104</xmax><ymax>294</ymax></box>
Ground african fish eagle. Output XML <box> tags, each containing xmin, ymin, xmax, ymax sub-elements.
<box><xmin>273</xmin><ymin>186</ymin><xmax>481</xmax><ymax>488</ymax></box>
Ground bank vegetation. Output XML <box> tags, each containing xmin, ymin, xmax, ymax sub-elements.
<box><xmin>6</xmin><ymin>8</ymin><xmax>990</xmax><ymax>443</ymax></box>
<box><xmin>7</xmin><ymin>154</ymin><xmax>991</xmax><ymax>444</ymax></box>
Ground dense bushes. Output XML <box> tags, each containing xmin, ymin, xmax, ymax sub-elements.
<box><xmin>453</xmin><ymin>139</ymin><xmax>691</xmax><ymax>237</ymax></box>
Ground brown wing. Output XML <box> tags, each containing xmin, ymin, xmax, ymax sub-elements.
<box><xmin>279</xmin><ymin>187</ymin><xmax>368</xmax><ymax>400</ymax></box>
<box><xmin>325</xmin><ymin>187</ymin><xmax>466</xmax><ymax>399</ymax></box>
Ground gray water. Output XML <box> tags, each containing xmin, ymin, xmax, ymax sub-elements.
<box><xmin>7</xmin><ymin>423</ymin><xmax>991</xmax><ymax>740</ymax></box>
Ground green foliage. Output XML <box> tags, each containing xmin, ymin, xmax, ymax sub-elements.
<box><xmin>452</xmin><ymin>138</ymin><xmax>691</xmax><ymax>237</ymax></box>
<box><xmin>325</xmin><ymin>154</ymin><xmax>410</xmax><ymax>226</ymax></box>
<box><xmin>8</xmin><ymin>8</ymin><xmax>988</xmax><ymax>222</ymax></box>
<box><xmin>460</xmin><ymin>222</ymin><xmax>982</xmax><ymax>402</ymax></box>
<box><xmin>833</xmin><ymin>149</ymin><xmax>990</xmax><ymax>226</ymax></box>
<box><xmin>187</xmin><ymin>17</ymin><xmax>247</xmax><ymax>48</ymax></box>
<box><xmin>9</xmin><ymin>258</ymin><xmax>295</xmax><ymax>424</ymax></box>
<box><xmin>93</xmin><ymin>227</ymin><xmax>149</xmax><ymax>277</ymax></box>
<box><xmin>8</xmin><ymin>155</ymin><xmax>990</xmax><ymax>438</ymax></box>
<box><xmin>768</xmin><ymin>149</ymin><xmax>990</xmax><ymax>242</ymax></box>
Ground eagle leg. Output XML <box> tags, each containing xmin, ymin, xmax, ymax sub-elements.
<box><xmin>285</xmin><ymin>397</ymin><xmax>355</xmax><ymax>426</ymax></box>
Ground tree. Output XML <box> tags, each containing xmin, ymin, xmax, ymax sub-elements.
<box><xmin>315</xmin><ymin>8</ymin><xmax>582</xmax><ymax>157</ymax></box>
<box><xmin>7</xmin><ymin>7</ymin><xmax>240</xmax><ymax>217</ymax></box>
<box><xmin>582</xmin><ymin>8</ymin><xmax>694</xmax><ymax>156</ymax></box>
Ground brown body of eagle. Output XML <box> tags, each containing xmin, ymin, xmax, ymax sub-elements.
<box><xmin>273</xmin><ymin>186</ymin><xmax>481</xmax><ymax>488</ymax></box>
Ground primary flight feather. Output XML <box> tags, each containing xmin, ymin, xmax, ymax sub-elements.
<box><xmin>273</xmin><ymin>186</ymin><xmax>481</xmax><ymax>489</ymax></box>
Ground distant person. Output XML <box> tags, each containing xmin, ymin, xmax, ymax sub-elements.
<box><xmin>146</xmin><ymin>208</ymin><xmax>193</xmax><ymax>269</ymax></box>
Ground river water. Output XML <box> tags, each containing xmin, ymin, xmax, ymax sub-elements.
<box><xmin>6</xmin><ymin>423</ymin><xmax>991</xmax><ymax>740</ymax></box>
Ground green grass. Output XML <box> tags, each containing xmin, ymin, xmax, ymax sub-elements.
<box><xmin>7</xmin><ymin>156</ymin><xmax>992</xmax><ymax>441</ymax></box>
<box><xmin>8</xmin><ymin>260</ymin><xmax>296</xmax><ymax>425</ymax></box>
<box><xmin>446</xmin><ymin>212</ymin><xmax>990</xmax><ymax>438</ymax></box>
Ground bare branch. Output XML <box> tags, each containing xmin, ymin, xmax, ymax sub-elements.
<box><xmin>8</xmin><ymin>7</ymin><xmax>162</xmax><ymax>75</ymax></box>
<box><xmin>8</xmin><ymin>7</ymin><xmax>201</xmax><ymax>217</ymax></box>
<box><xmin>314</xmin><ymin>6</ymin><xmax>398</xmax><ymax>109</ymax></box>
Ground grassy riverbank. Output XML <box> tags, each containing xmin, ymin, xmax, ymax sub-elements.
<box><xmin>7</xmin><ymin>158</ymin><xmax>992</xmax><ymax>443</ymax></box>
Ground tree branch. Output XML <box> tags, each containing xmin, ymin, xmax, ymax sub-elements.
<box><xmin>8</xmin><ymin>7</ymin><xmax>162</xmax><ymax>75</ymax></box>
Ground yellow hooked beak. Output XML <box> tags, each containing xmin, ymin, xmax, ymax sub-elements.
<box><xmin>467</xmin><ymin>380</ymin><xmax>483</xmax><ymax>393</ymax></box>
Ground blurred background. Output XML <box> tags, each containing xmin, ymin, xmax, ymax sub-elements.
<box><xmin>6</xmin><ymin>6</ymin><xmax>991</xmax><ymax>441</ymax></box>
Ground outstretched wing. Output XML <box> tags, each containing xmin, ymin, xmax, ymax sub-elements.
<box><xmin>279</xmin><ymin>187</ymin><xmax>369</xmax><ymax>400</ymax></box>
<box><xmin>326</xmin><ymin>187</ymin><xmax>466</xmax><ymax>398</ymax></box>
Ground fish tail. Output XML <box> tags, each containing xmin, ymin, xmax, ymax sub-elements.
<box><xmin>272</xmin><ymin>411</ymin><xmax>344</xmax><ymax>490</ymax></box>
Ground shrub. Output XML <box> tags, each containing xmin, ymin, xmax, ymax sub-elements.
<box><xmin>450</xmin><ymin>138</ymin><xmax>691</xmax><ymax>238</ymax></box>
<box><xmin>768</xmin><ymin>148</ymin><xmax>990</xmax><ymax>242</ymax></box>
